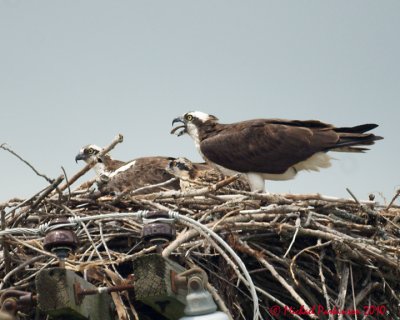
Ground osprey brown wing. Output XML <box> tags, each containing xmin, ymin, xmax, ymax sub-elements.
<box><xmin>199</xmin><ymin>120</ymin><xmax>341</xmax><ymax>174</ymax></box>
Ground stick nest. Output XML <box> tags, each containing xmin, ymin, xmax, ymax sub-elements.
<box><xmin>1</xmin><ymin>138</ymin><xmax>399</xmax><ymax>319</ymax></box>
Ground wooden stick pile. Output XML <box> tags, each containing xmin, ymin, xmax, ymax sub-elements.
<box><xmin>1</xmin><ymin>139</ymin><xmax>399</xmax><ymax>320</ymax></box>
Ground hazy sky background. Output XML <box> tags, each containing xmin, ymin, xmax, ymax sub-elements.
<box><xmin>1</xmin><ymin>1</ymin><xmax>399</xmax><ymax>203</ymax></box>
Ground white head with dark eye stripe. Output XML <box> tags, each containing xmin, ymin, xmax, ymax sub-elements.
<box><xmin>75</xmin><ymin>145</ymin><xmax>103</xmax><ymax>163</ymax></box>
<box><xmin>166</xmin><ymin>157</ymin><xmax>195</xmax><ymax>180</ymax></box>
<box><xmin>171</xmin><ymin>111</ymin><xmax>219</xmax><ymax>149</ymax></box>
<box><xmin>75</xmin><ymin>144</ymin><xmax>111</xmax><ymax>178</ymax></box>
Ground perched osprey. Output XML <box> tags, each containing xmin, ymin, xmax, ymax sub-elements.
<box><xmin>171</xmin><ymin>111</ymin><xmax>383</xmax><ymax>192</ymax></box>
<box><xmin>166</xmin><ymin>157</ymin><xmax>250</xmax><ymax>192</ymax></box>
<box><xmin>75</xmin><ymin>145</ymin><xmax>125</xmax><ymax>180</ymax></box>
<box><xmin>75</xmin><ymin>145</ymin><xmax>180</xmax><ymax>194</ymax></box>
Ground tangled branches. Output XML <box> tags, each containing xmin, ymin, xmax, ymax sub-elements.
<box><xmin>0</xmin><ymin>137</ymin><xmax>399</xmax><ymax>320</ymax></box>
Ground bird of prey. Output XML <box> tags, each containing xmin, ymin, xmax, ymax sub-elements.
<box><xmin>166</xmin><ymin>157</ymin><xmax>250</xmax><ymax>192</ymax></box>
<box><xmin>171</xmin><ymin>111</ymin><xmax>383</xmax><ymax>192</ymax></box>
<box><xmin>75</xmin><ymin>145</ymin><xmax>180</xmax><ymax>194</ymax></box>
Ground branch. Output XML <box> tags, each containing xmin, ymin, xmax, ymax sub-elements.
<box><xmin>0</xmin><ymin>143</ymin><xmax>53</xmax><ymax>183</ymax></box>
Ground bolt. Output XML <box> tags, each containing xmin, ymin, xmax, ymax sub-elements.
<box><xmin>74</xmin><ymin>282</ymin><xmax>135</xmax><ymax>305</ymax></box>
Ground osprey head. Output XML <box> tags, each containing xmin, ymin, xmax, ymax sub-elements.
<box><xmin>171</xmin><ymin>111</ymin><xmax>218</xmax><ymax>139</ymax></box>
<box><xmin>75</xmin><ymin>144</ymin><xmax>103</xmax><ymax>163</ymax></box>
<box><xmin>166</xmin><ymin>157</ymin><xmax>194</xmax><ymax>179</ymax></box>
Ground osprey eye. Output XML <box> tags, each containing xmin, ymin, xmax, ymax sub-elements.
<box><xmin>176</xmin><ymin>162</ymin><xmax>188</xmax><ymax>170</ymax></box>
<box><xmin>185</xmin><ymin>114</ymin><xmax>193</xmax><ymax>121</ymax></box>
<box><xmin>88</xmin><ymin>148</ymin><xmax>94</xmax><ymax>154</ymax></box>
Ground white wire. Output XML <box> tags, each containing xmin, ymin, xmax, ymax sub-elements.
<box><xmin>0</xmin><ymin>211</ymin><xmax>149</xmax><ymax>237</ymax></box>
<box><xmin>168</xmin><ymin>211</ymin><xmax>261</xmax><ymax>320</ymax></box>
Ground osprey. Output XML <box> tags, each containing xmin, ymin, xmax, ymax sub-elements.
<box><xmin>171</xmin><ymin>111</ymin><xmax>383</xmax><ymax>192</ymax></box>
<box><xmin>75</xmin><ymin>145</ymin><xmax>180</xmax><ymax>194</ymax></box>
<box><xmin>166</xmin><ymin>157</ymin><xmax>250</xmax><ymax>192</ymax></box>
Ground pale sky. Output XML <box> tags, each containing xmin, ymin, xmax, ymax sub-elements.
<box><xmin>1</xmin><ymin>1</ymin><xmax>399</xmax><ymax>203</ymax></box>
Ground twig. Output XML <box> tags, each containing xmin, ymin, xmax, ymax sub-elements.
<box><xmin>349</xmin><ymin>264</ymin><xmax>357</xmax><ymax>320</ymax></box>
<box><xmin>98</xmin><ymin>222</ymin><xmax>121</xmax><ymax>277</ymax></box>
<box><xmin>336</xmin><ymin>263</ymin><xmax>350</xmax><ymax>320</ymax></box>
<box><xmin>235</xmin><ymin>239</ymin><xmax>318</xmax><ymax>319</ymax></box>
<box><xmin>386</xmin><ymin>188</ymin><xmax>400</xmax><ymax>211</ymax></box>
<box><xmin>1</xmin><ymin>210</ymin><xmax>11</xmax><ymax>274</ymax></box>
<box><xmin>142</xmin><ymin>174</ymin><xmax>242</xmax><ymax>200</ymax></box>
<box><xmin>0</xmin><ymin>254</ymin><xmax>48</xmax><ymax>290</ymax></box>
<box><xmin>283</xmin><ymin>216</ymin><xmax>301</xmax><ymax>258</ymax></box>
<box><xmin>112</xmin><ymin>177</ymin><xmax>178</xmax><ymax>203</ymax></box>
<box><xmin>30</xmin><ymin>175</ymin><xmax>64</xmax><ymax>209</ymax></box>
<box><xmin>290</xmin><ymin>240</ymin><xmax>332</xmax><ymax>286</ymax></box>
<box><xmin>61</xmin><ymin>166</ymin><xmax>71</xmax><ymax>202</ymax></box>
<box><xmin>346</xmin><ymin>188</ymin><xmax>360</xmax><ymax>205</ymax></box>
<box><xmin>318</xmin><ymin>239</ymin><xmax>333</xmax><ymax>320</ymax></box>
<box><xmin>0</xmin><ymin>143</ymin><xmax>53</xmax><ymax>183</ymax></box>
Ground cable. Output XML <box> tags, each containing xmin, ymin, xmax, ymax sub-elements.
<box><xmin>169</xmin><ymin>211</ymin><xmax>261</xmax><ymax>320</ymax></box>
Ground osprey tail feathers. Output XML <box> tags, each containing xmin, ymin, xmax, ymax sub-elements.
<box><xmin>329</xmin><ymin>124</ymin><xmax>383</xmax><ymax>153</ymax></box>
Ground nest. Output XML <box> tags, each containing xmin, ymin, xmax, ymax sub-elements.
<box><xmin>1</xmin><ymin>137</ymin><xmax>399</xmax><ymax>320</ymax></box>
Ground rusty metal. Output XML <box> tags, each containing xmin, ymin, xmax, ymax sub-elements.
<box><xmin>170</xmin><ymin>267</ymin><xmax>209</xmax><ymax>294</ymax></box>
<box><xmin>1</xmin><ymin>298</ymin><xmax>17</xmax><ymax>315</ymax></box>
<box><xmin>74</xmin><ymin>282</ymin><xmax>135</xmax><ymax>305</ymax></box>
<box><xmin>0</xmin><ymin>290</ymin><xmax>36</xmax><ymax>316</ymax></box>
<box><xmin>145</xmin><ymin>211</ymin><xmax>170</xmax><ymax>219</ymax></box>
<box><xmin>141</xmin><ymin>211</ymin><xmax>176</xmax><ymax>244</ymax></box>
<box><xmin>43</xmin><ymin>217</ymin><xmax>79</xmax><ymax>267</ymax></box>
<box><xmin>170</xmin><ymin>270</ymin><xmax>187</xmax><ymax>294</ymax></box>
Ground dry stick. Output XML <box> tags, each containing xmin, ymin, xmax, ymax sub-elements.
<box><xmin>163</xmin><ymin>211</ymin><xmax>298</xmax><ymax>258</ymax></box>
<box><xmin>112</xmin><ymin>177</ymin><xmax>178</xmax><ymax>203</ymax></box>
<box><xmin>255</xmin><ymin>287</ymin><xmax>306</xmax><ymax>320</ymax></box>
<box><xmin>0</xmin><ymin>143</ymin><xmax>53</xmax><ymax>183</ymax></box>
<box><xmin>61</xmin><ymin>166</ymin><xmax>71</xmax><ymax>202</ymax></box>
<box><xmin>283</xmin><ymin>216</ymin><xmax>301</xmax><ymax>258</ymax></box>
<box><xmin>99</xmin><ymin>222</ymin><xmax>122</xmax><ymax>278</ymax></box>
<box><xmin>206</xmin><ymin>283</ymin><xmax>234</xmax><ymax>320</ymax></box>
<box><xmin>336</xmin><ymin>263</ymin><xmax>350</xmax><ymax>320</ymax></box>
<box><xmin>1</xmin><ymin>210</ymin><xmax>11</xmax><ymax>274</ymax></box>
<box><xmin>386</xmin><ymin>188</ymin><xmax>400</xmax><ymax>211</ymax></box>
<box><xmin>163</xmin><ymin>228</ymin><xmax>199</xmax><ymax>258</ymax></box>
<box><xmin>345</xmin><ymin>282</ymin><xmax>380</xmax><ymax>308</ymax></box>
<box><xmin>290</xmin><ymin>240</ymin><xmax>333</xmax><ymax>286</ymax></box>
<box><xmin>0</xmin><ymin>254</ymin><xmax>48</xmax><ymax>290</ymax></box>
<box><xmin>346</xmin><ymin>187</ymin><xmax>361</xmax><ymax>205</ymax></box>
<box><xmin>132</xmin><ymin>198</ymin><xmax>172</xmax><ymax>211</ymax></box>
<box><xmin>211</xmin><ymin>209</ymin><xmax>241</xmax><ymax>230</ymax></box>
<box><xmin>4</xmin><ymin>184</ymin><xmax>53</xmax><ymax>219</ymax></box>
<box><xmin>142</xmin><ymin>174</ymin><xmax>242</xmax><ymax>200</ymax></box>
<box><xmin>30</xmin><ymin>174</ymin><xmax>64</xmax><ymax>209</ymax></box>
<box><xmin>281</xmin><ymin>223</ymin><xmax>399</xmax><ymax>268</ymax></box>
<box><xmin>13</xmin><ymin>258</ymin><xmax>57</xmax><ymax>287</ymax></box>
<box><xmin>318</xmin><ymin>239</ymin><xmax>334</xmax><ymax>320</ymax></box>
<box><xmin>58</xmin><ymin>133</ymin><xmax>124</xmax><ymax>192</ymax></box>
<box><xmin>282</xmin><ymin>192</ymin><xmax>376</xmax><ymax>205</ymax></box>
<box><xmin>349</xmin><ymin>264</ymin><xmax>358</xmax><ymax>320</ymax></box>
<box><xmin>236</xmin><ymin>239</ymin><xmax>318</xmax><ymax>319</ymax></box>
<box><xmin>62</xmin><ymin>205</ymin><xmax>103</xmax><ymax>262</ymax></box>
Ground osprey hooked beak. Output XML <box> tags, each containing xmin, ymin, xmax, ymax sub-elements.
<box><xmin>171</xmin><ymin>116</ymin><xmax>187</xmax><ymax>136</ymax></box>
<box><xmin>75</xmin><ymin>152</ymin><xmax>86</xmax><ymax>163</ymax></box>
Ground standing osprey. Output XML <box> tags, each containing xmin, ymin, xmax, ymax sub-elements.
<box><xmin>166</xmin><ymin>157</ymin><xmax>250</xmax><ymax>192</ymax></box>
<box><xmin>75</xmin><ymin>145</ymin><xmax>180</xmax><ymax>194</ymax></box>
<box><xmin>171</xmin><ymin>111</ymin><xmax>383</xmax><ymax>192</ymax></box>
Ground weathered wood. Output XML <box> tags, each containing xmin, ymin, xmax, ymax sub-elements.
<box><xmin>36</xmin><ymin>268</ymin><xmax>114</xmax><ymax>320</ymax></box>
<box><xmin>132</xmin><ymin>254</ymin><xmax>187</xmax><ymax>320</ymax></box>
